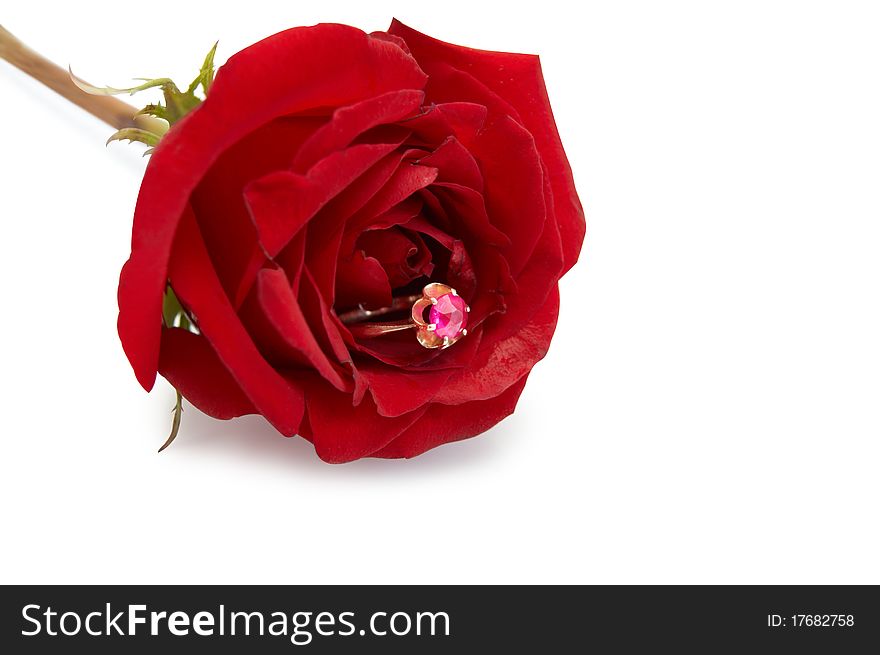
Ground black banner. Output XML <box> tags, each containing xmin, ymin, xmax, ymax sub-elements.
<box><xmin>1</xmin><ymin>585</ymin><xmax>877</xmax><ymax>652</ymax></box>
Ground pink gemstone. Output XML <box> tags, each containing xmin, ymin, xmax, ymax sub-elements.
<box><xmin>429</xmin><ymin>293</ymin><xmax>469</xmax><ymax>339</ymax></box>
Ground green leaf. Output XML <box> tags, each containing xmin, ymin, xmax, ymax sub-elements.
<box><xmin>106</xmin><ymin>128</ymin><xmax>162</xmax><ymax>147</ymax></box>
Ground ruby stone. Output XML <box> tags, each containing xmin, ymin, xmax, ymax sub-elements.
<box><xmin>429</xmin><ymin>293</ymin><xmax>468</xmax><ymax>339</ymax></box>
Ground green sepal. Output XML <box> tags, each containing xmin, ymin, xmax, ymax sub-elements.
<box><xmin>162</xmin><ymin>84</ymin><xmax>201</xmax><ymax>124</ymax></box>
<box><xmin>106</xmin><ymin>128</ymin><xmax>162</xmax><ymax>147</ymax></box>
<box><xmin>162</xmin><ymin>285</ymin><xmax>197</xmax><ymax>332</ymax></box>
<box><xmin>135</xmin><ymin>104</ymin><xmax>170</xmax><ymax>123</ymax></box>
<box><xmin>69</xmin><ymin>69</ymin><xmax>174</xmax><ymax>97</ymax></box>
<box><xmin>187</xmin><ymin>41</ymin><xmax>218</xmax><ymax>96</ymax></box>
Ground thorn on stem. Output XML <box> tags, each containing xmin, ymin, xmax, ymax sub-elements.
<box><xmin>158</xmin><ymin>390</ymin><xmax>183</xmax><ymax>453</ymax></box>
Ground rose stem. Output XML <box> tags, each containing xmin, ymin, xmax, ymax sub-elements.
<box><xmin>0</xmin><ymin>24</ymin><xmax>165</xmax><ymax>132</ymax></box>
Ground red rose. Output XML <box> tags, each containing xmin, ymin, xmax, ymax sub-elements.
<box><xmin>118</xmin><ymin>20</ymin><xmax>585</xmax><ymax>462</ymax></box>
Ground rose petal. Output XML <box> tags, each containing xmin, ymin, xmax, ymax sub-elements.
<box><xmin>400</xmin><ymin>101</ymin><xmax>487</xmax><ymax>148</ymax></box>
<box><xmin>340</xmin><ymin>196</ymin><xmax>422</xmax><ymax>254</ymax></box>
<box><xmin>417</xmin><ymin>61</ymin><xmax>522</xmax><ymax>130</ymax></box>
<box><xmin>293</xmin><ymin>89</ymin><xmax>425</xmax><ymax>172</ymax></box>
<box><xmin>358</xmin><ymin>361</ymin><xmax>456</xmax><ymax>417</ymax></box>
<box><xmin>334</xmin><ymin>250</ymin><xmax>393</xmax><ymax>310</ymax></box>
<box><xmin>356</xmin><ymin>228</ymin><xmax>432</xmax><ymax>287</ymax></box>
<box><xmin>417</xmin><ymin>136</ymin><xmax>483</xmax><ymax>191</ymax></box>
<box><xmin>275</xmin><ymin>228</ymin><xmax>308</xmax><ymax>292</ymax></box>
<box><xmin>400</xmin><ymin>230</ymin><xmax>435</xmax><ymax>282</ymax></box>
<box><xmin>302</xmin><ymin>376</ymin><xmax>427</xmax><ymax>463</ymax></box>
<box><xmin>299</xmin><ymin>268</ymin><xmax>355</xmax><ymax>370</ymax></box>
<box><xmin>403</xmin><ymin>215</ymin><xmax>455</xmax><ymax>250</ymax></box>
<box><xmin>347</xmin><ymin>161</ymin><xmax>439</xmax><ymax>233</ymax></box>
<box><xmin>415</xmin><ymin>187</ymin><xmax>452</xmax><ymax>235</ymax></box>
<box><xmin>447</xmin><ymin>239</ymin><xmax>479</xmax><ymax>300</ymax></box>
<box><xmin>465</xmin><ymin>243</ymin><xmax>513</xmax><ymax>328</ymax></box>
<box><xmin>372</xmin><ymin>375</ymin><xmax>529</xmax><ymax>458</ymax></box>
<box><xmin>244</xmin><ymin>141</ymin><xmax>401</xmax><ymax>258</ymax></box>
<box><xmin>486</xmin><ymin>166</ymin><xmax>565</xmax><ymax>342</ymax></box>
<box><xmin>468</xmin><ymin>115</ymin><xmax>547</xmax><ymax>276</ymax></box>
<box><xmin>252</xmin><ymin>267</ymin><xmax>350</xmax><ymax>391</ymax></box>
<box><xmin>365</xmin><ymin>196</ymin><xmax>424</xmax><ymax>231</ymax></box>
<box><xmin>368</xmin><ymin>30</ymin><xmax>411</xmax><ymax>55</ymax></box>
<box><xmin>430</xmin><ymin>183</ymin><xmax>510</xmax><ymax>247</ymax></box>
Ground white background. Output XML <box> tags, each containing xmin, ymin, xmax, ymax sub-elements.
<box><xmin>1</xmin><ymin>0</ymin><xmax>878</xmax><ymax>584</ymax></box>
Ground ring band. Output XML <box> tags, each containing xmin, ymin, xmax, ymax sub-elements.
<box><xmin>340</xmin><ymin>283</ymin><xmax>470</xmax><ymax>349</ymax></box>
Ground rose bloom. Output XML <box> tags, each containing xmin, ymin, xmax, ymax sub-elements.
<box><xmin>118</xmin><ymin>21</ymin><xmax>585</xmax><ymax>462</ymax></box>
